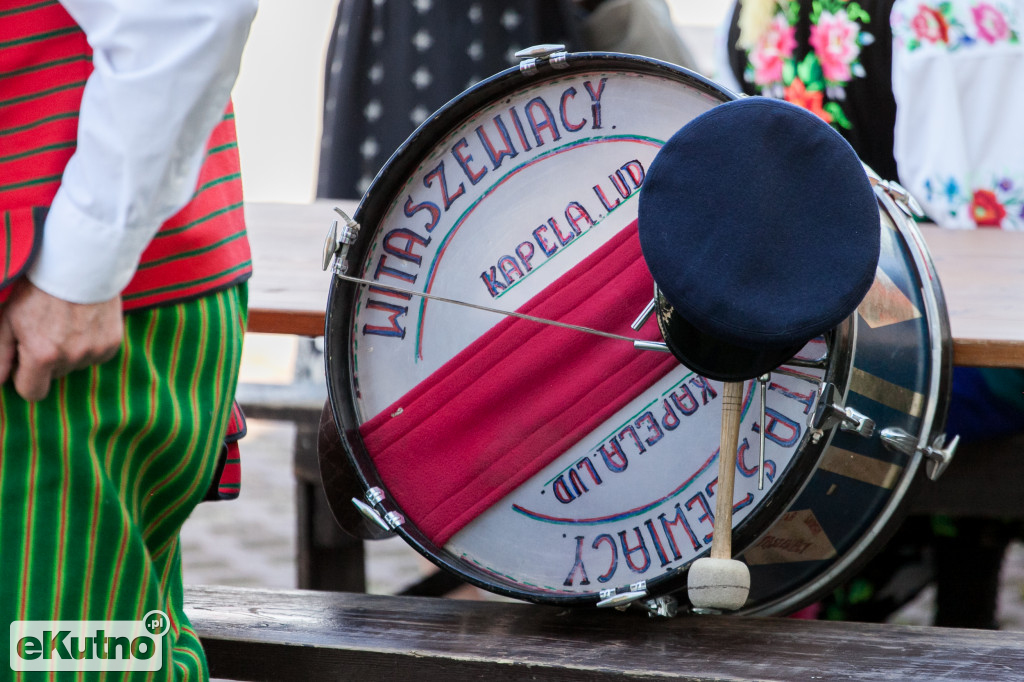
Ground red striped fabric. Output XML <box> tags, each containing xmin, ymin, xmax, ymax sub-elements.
<box><xmin>0</xmin><ymin>0</ymin><xmax>251</xmax><ymax>311</ymax></box>
<box><xmin>123</xmin><ymin>109</ymin><xmax>251</xmax><ymax>310</ymax></box>
<box><xmin>360</xmin><ymin>221</ymin><xmax>678</xmax><ymax>545</ymax></box>
<box><xmin>0</xmin><ymin>1</ymin><xmax>85</xmax><ymax>210</ymax></box>
<box><xmin>0</xmin><ymin>208</ymin><xmax>42</xmax><ymax>290</ymax></box>
<box><xmin>205</xmin><ymin>401</ymin><xmax>246</xmax><ymax>501</ymax></box>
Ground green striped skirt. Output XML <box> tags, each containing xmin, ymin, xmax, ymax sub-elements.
<box><xmin>1</xmin><ymin>284</ymin><xmax>246</xmax><ymax>680</ymax></box>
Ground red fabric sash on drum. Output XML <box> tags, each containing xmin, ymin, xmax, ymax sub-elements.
<box><xmin>359</xmin><ymin>220</ymin><xmax>679</xmax><ymax>545</ymax></box>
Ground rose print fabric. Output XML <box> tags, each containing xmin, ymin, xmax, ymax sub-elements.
<box><xmin>722</xmin><ymin>0</ymin><xmax>1023</xmax><ymax>229</ymax></box>
<box><xmin>890</xmin><ymin>0</ymin><xmax>1024</xmax><ymax>229</ymax></box>
<box><xmin>721</xmin><ymin>0</ymin><xmax>901</xmax><ymax>180</ymax></box>
<box><xmin>743</xmin><ymin>1</ymin><xmax>871</xmax><ymax>128</ymax></box>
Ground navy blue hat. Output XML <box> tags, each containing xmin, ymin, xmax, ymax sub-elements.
<box><xmin>638</xmin><ymin>97</ymin><xmax>880</xmax><ymax>381</ymax></box>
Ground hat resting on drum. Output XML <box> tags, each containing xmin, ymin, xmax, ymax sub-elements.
<box><xmin>637</xmin><ymin>97</ymin><xmax>880</xmax><ymax>382</ymax></box>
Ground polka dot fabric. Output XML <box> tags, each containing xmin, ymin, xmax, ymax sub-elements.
<box><xmin>318</xmin><ymin>0</ymin><xmax>581</xmax><ymax>199</ymax></box>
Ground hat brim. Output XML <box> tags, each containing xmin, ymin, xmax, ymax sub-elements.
<box><xmin>656</xmin><ymin>293</ymin><xmax>806</xmax><ymax>382</ymax></box>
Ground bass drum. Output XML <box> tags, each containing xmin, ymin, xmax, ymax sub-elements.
<box><xmin>321</xmin><ymin>51</ymin><xmax>953</xmax><ymax>614</ymax></box>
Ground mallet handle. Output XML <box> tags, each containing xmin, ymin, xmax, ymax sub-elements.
<box><xmin>711</xmin><ymin>380</ymin><xmax>744</xmax><ymax>560</ymax></box>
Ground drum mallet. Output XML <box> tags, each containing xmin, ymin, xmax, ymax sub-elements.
<box><xmin>635</xmin><ymin>97</ymin><xmax>883</xmax><ymax>612</ymax></box>
<box><xmin>687</xmin><ymin>380</ymin><xmax>750</xmax><ymax>611</ymax></box>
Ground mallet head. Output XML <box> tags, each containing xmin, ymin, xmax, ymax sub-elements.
<box><xmin>687</xmin><ymin>556</ymin><xmax>750</xmax><ymax>611</ymax></box>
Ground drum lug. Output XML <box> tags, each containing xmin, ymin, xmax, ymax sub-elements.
<box><xmin>808</xmin><ymin>382</ymin><xmax>876</xmax><ymax>443</ymax></box>
<box><xmin>322</xmin><ymin>206</ymin><xmax>361</xmax><ymax>275</ymax></box>
<box><xmin>865</xmin><ymin>166</ymin><xmax>925</xmax><ymax>218</ymax></box>
<box><xmin>351</xmin><ymin>486</ymin><xmax>405</xmax><ymax>531</ymax></box>
<box><xmin>515</xmin><ymin>44</ymin><xmax>569</xmax><ymax>75</ymax></box>
<box><xmin>596</xmin><ymin>581</ymin><xmax>648</xmax><ymax>609</ymax></box>
<box><xmin>880</xmin><ymin>427</ymin><xmax>960</xmax><ymax>481</ymax></box>
<box><xmin>350</xmin><ymin>497</ymin><xmax>393</xmax><ymax>533</ymax></box>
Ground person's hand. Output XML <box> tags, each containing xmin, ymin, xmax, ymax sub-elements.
<box><xmin>0</xmin><ymin>281</ymin><xmax>124</xmax><ymax>402</ymax></box>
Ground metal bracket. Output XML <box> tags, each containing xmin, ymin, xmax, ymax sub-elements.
<box><xmin>515</xmin><ymin>44</ymin><xmax>569</xmax><ymax>74</ymax></box>
<box><xmin>351</xmin><ymin>497</ymin><xmax>391</xmax><ymax>532</ymax></box>
<box><xmin>596</xmin><ymin>581</ymin><xmax>648</xmax><ymax>609</ymax></box>
<box><xmin>351</xmin><ymin>485</ymin><xmax>405</xmax><ymax>532</ymax></box>
<box><xmin>864</xmin><ymin>165</ymin><xmax>925</xmax><ymax>218</ymax></box>
<box><xmin>322</xmin><ymin>206</ymin><xmax>361</xmax><ymax>275</ymax></box>
<box><xmin>809</xmin><ymin>383</ymin><xmax>876</xmax><ymax>443</ymax></box>
<box><xmin>881</xmin><ymin>427</ymin><xmax>959</xmax><ymax>481</ymax></box>
<box><xmin>633</xmin><ymin>339</ymin><xmax>670</xmax><ymax>353</ymax></box>
<box><xmin>637</xmin><ymin>596</ymin><xmax>678</xmax><ymax>618</ymax></box>
<box><xmin>631</xmin><ymin>298</ymin><xmax>657</xmax><ymax>331</ymax></box>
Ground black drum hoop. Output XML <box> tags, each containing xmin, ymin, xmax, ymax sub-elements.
<box><xmin>322</xmin><ymin>53</ymin><xmax>952</xmax><ymax>609</ymax></box>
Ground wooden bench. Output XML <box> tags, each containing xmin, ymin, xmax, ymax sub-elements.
<box><xmin>186</xmin><ymin>584</ymin><xmax>1024</xmax><ymax>681</ymax></box>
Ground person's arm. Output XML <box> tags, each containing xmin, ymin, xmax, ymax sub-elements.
<box><xmin>32</xmin><ymin>0</ymin><xmax>257</xmax><ymax>303</ymax></box>
<box><xmin>0</xmin><ymin>0</ymin><xmax>257</xmax><ymax>402</ymax></box>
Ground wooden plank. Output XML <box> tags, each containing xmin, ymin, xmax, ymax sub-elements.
<box><xmin>244</xmin><ymin>200</ymin><xmax>346</xmax><ymax>337</ymax></box>
<box><xmin>186</xmin><ymin>585</ymin><xmax>1024</xmax><ymax>681</ymax></box>
<box><xmin>919</xmin><ymin>225</ymin><xmax>1024</xmax><ymax>368</ymax></box>
<box><xmin>244</xmin><ymin>203</ymin><xmax>1024</xmax><ymax>369</ymax></box>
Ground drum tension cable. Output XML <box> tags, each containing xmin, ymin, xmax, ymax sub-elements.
<box><xmin>323</xmin><ymin>208</ymin><xmax>840</xmax><ymax>371</ymax></box>
<box><xmin>332</xmin><ymin>271</ymin><xmax>672</xmax><ymax>350</ymax></box>
<box><xmin>323</xmin><ymin>208</ymin><xmax>672</xmax><ymax>352</ymax></box>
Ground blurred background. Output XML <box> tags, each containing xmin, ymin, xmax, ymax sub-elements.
<box><xmin>229</xmin><ymin>0</ymin><xmax>733</xmax><ymax>204</ymax></box>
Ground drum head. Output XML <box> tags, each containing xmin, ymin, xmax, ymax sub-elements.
<box><xmin>323</xmin><ymin>52</ymin><xmax>952</xmax><ymax>613</ymax></box>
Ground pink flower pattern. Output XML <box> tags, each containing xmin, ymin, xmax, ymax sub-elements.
<box><xmin>751</xmin><ymin>15</ymin><xmax>798</xmax><ymax>84</ymax></box>
<box><xmin>892</xmin><ymin>0</ymin><xmax>1020</xmax><ymax>51</ymax></box>
<box><xmin>740</xmin><ymin>1</ymin><xmax>872</xmax><ymax>131</ymax></box>
<box><xmin>973</xmin><ymin>2</ymin><xmax>1011</xmax><ymax>42</ymax></box>
<box><xmin>809</xmin><ymin>10</ymin><xmax>862</xmax><ymax>82</ymax></box>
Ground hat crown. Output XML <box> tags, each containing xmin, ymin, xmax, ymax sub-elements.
<box><xmin>637</xmin><ymin>97</ymin><xmax>880</xmax><ymax>380</ymax></box>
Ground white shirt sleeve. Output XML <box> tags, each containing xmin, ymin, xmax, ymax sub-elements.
<box><xmin>28</xmin><ymin>0</ymin><xmax>258</xmax><ymax>304</ymax></box>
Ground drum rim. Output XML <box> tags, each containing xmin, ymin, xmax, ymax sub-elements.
<box><xmin>321</xmin><ymin>54</ymin><xmax>948</xmax><ymax>609</ymax></box>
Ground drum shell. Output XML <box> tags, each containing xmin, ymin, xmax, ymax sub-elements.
<box><xmin>321</xmin><ymin>52</ymin><xmax>953</xmax><ymax>613</ymax></box>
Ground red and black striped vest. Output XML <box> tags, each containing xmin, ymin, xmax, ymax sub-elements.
<box><xmin>0</xmin><ymin>0</ymin><xmax>252</xmax><ymax>311</ymax></box>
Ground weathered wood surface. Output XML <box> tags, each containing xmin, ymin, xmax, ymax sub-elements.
<box><xmin>186</xmin><ymin>585</ymin><xmax>1024</xmax><ymax>681</ymax></box>
<box><xmin>920</xmin><ymin>225</ymin><xmax>1024</xmax><ymax>368</ymax></box>
<box><xmin>244</xmin><ymin>200</ymin><xmax>349</xmax><ymax>337</ymax></box>
<box><xmin>244</xmin><ymin>202</ymin><xmax>1024</xmax><ymax>369</ymax></box>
